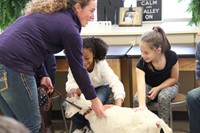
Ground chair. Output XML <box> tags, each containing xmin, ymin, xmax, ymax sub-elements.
<box><xmin>61</xmin><ymin>101</ymin><xmax>73</xmax><ymax>133</ymax></box>
<box><xmin>147</xmin><ymin>93</ymin><xmax>188</xmax><ymax>132</ymax></box>
<box><xmin>51</xmin><ymin>93</ymin><xmax>73</xmax><ymax>133</ymax></box>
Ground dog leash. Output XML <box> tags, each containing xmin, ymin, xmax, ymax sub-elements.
<box><xmin>53</xmin><ymin>89</ymin><xmax>83</xmax><ymax>110</ymax></box>
<box><xmin>53</xmin><ymin>89</ymin><xmax>93</xmax><ymax>116</ymax></box>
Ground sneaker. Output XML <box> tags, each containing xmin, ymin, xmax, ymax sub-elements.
<box><xmin>73</xmin><ymin>126</ymin><xmax>93</xmax><ymax>133</ymax></box>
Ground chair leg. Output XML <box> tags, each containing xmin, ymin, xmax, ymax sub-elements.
<box><xmin>170</xmin><ymin>106</ymin><xmax>173</xmax><ymax>129</ymax></box>
<box><xmin>60</xmin><ymin>101</ymin><xmax>69</xmax><ymax>133</ymax></box>
<box><xmin>69</xmin><ymin>120</ymin><xmax>73</xmax><ymax>133</ymax></box>
<box><xmin>170</xmin><ymin>105</ymin><xmax>189</xmax><ymax>133</ymax></box>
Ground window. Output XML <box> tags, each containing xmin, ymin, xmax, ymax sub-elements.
<box><xmin>124</xmin><ymin>0</ymin><xmax>191</xmax><ymax>21</ymax></box>
<box><xmin>94</xmin><ymin>0</ymin><xmax>191</xmax><ymax>22</ymax></box>
<box><xmin>162</xmin><ymin>0</ymin><xmax>191</xmax><ymax>20</ymax></box>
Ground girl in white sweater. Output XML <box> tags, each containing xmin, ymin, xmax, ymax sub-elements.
<box><xmin>65</xmin><ymin>37</ymin><xmax>125</xmax><ymax>133</ymax></box>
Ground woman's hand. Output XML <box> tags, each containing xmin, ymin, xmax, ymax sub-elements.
<box><xmin>91</xmin><ymin>97</ymin><xmax>106</xmax><ymax>118</ymax></box>
<box><xmin>40</xmin><ymin>76</ymin><xmax>54</xmax><ymax>93</ymax></box>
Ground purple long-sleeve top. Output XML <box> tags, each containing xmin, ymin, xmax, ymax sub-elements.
<box><xmin>0</xmin><ymin>9</ymin><xmax>96</xmax><ymax>100</ymax></box>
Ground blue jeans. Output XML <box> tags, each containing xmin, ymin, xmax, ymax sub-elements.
<box><xmin>187</xmin><ymin>87</ymin><xmax>200</xmax><ymax>133</ymax></box>
<box><xmin>71</xmin><ymin>85</ymin><xmax>111</xmax><ymax>129</ymax></box>
<box><xmin>0</xmin><ymin>64</ymin><xmax>41</xmax><ymax>133</ymax></box>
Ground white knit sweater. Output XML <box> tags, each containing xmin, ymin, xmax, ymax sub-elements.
<box><xmin>65</xmin><ymin>60</ymin><xmax>125</xmax><ymax>101</ymax></box>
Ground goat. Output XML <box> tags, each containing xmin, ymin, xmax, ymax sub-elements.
<box><xmin>65</xmin><ymin>94</ymin><xmax>172</xmax><ymax>133</ymax></box>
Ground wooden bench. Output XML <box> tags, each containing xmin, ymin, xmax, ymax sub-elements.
<box><xmin>55</xmin><ymin>44</ymin><xmax>196</xmax><ymax>108</ymax></box>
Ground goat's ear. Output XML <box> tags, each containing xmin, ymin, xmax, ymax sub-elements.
<box><xmin>79</xmin><ymin>94</ymin><xmax>85</xmax><ymax>99</ymax></box>
<box><xmin>79</xmin><ymin>93</ymin><xmax>85</xmax><ymax>99</ymax></box>
<box><xmin>77</xmin><ymin>89</ymin><xmax>82</xmax><ymax>96</ymax></box>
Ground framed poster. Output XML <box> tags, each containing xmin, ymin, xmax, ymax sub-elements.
<box><xmin>119</xmin><ymin>7</ymin><xmax>143</xmax><ymax>27</ymax></box>
<box><xmin>137</xmin><ymin>0</ymin><xmax>162</xmax><ymax>22</ymax></box>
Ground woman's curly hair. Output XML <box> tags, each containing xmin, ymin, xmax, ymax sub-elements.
<box><xmin>23</xmin><ymin>0</ymin><xmax>93</xmax><ymax>15</ymax></box>
<box><xmin>23</xmin><ymin>0</ymin><xmax>67</xmax><ymax>15</ymax></box>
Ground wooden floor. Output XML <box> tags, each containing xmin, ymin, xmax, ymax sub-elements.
<box><xmin>173</xmin><ymin>120</ymin><xmax>189</xmax><ymax>133</ymax></box>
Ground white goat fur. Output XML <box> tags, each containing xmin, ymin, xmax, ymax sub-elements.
<box><xmin>65</xmin><ymin>94</ymin><xmax>172</xmax><ymax>133</ymax></box>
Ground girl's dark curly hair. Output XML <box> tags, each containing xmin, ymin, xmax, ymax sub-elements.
<box><xmin>83</xmin><ymin>37</ymin><xmax>108</xmax><ymax>63</ymax></box>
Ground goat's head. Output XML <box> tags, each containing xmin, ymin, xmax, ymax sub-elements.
<box><xmin>65</xmin><ymin>94</ymin><xmax>92</xmax><ymax>118</ymax></box>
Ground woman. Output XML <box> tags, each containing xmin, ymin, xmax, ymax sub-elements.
<box><xmin>0</xmin><ymin>0</ymin><xmax>104</xmax><ymax>132</ymax></box>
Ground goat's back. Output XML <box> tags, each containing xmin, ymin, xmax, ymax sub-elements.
<box><xmin>85</xmin><ymin>106</ymin><xmax>172</xmax><ymax>133</ymax></box>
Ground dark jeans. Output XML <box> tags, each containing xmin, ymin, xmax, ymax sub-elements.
<box><xmin>71</xmin><ymin>85</ymin><xmax>111</xmax><ymax>129</ymax></box>
<box><xmin>187</xmin><ymin>87</ymin><xmax>200</xmax><ymax>133</ymax></box>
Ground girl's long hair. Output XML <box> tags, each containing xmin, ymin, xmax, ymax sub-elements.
<box><xmin>140</xmin><ymin>26</ymin><xmax>171</xmax><ymax>71</ymax></box>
